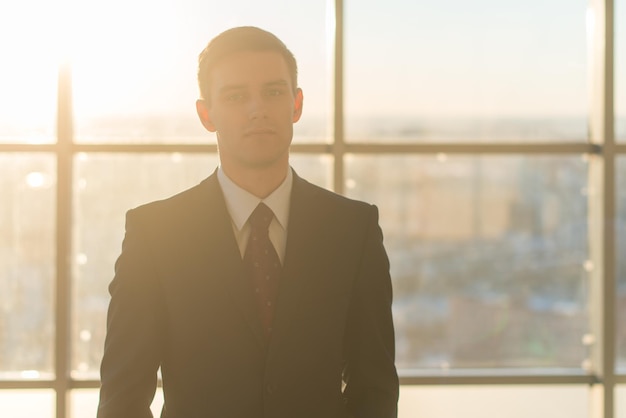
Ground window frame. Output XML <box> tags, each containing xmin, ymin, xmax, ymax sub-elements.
<box><xmin>0</xmin><ymin>0</ymin><xmax>622</xmax><ymax>417</ymax></box>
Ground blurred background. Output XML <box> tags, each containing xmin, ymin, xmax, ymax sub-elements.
<box><xmin>1</xmin><ymin>0</ymin><xmax>625</xmax><ymax>416</ymax></box>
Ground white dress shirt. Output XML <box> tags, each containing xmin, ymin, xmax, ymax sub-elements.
<box><xmin>217</xmin><ymin>167</ymin><xmax>292</xmax><ymax>264</ymax></box>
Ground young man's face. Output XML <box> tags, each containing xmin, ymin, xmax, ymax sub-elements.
<box><xmin>196</xmin><ymin>51</ymin><xmax>303</xmax><ymax>174</ymax></box>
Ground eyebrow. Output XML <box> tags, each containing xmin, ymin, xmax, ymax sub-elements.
<box><xmin>264</xmin><ymin>80</ymin><xmax>289</xmax><ymax>87</ymax></box>
<box><xmin>217</xmin><ymin>84</ymin><xmax>247</xmax><ymax>95</ymax></box>
<box><xmin>218</xmin><ymin>79</ymin><xmax>290</xmax><ymax>94</ymax></box>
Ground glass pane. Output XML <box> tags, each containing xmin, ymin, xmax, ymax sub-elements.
<box><xmin>0</xmin><ymin>390</ymin><xmax>55</xmax><ymax>418</ymax></box>
<box><xmin>0</xmin><ymin>154</ymin><xmax>55</xmax><ymax>379</ymax></box>
<box><xmin>616</xmin><ymin>385</ymin><xmax>626</xmax><ymax>418</ymax></box>
<box><xmin>344</xmin><ymin>0</ymin><xmax>588</xmax><ymax>143</ymax></box>
<box><xmin>617</xmin><ymin>157</ymin><xmax>626</xmax><ymax>371</ymax></box>
<box><xmin>71</xmin><ymin>0</ymin><xmax>330</xmax><ymax>144</ymax></box>
<box><xmin>72</xmin><ymin>153</ymin><xmax>218</xmax><ymax>378</ymax></box>
<box><xmin>290</xmin><ymin>154</ymin><xmax>333</xmax><ymax>191</ymax></box>
<box><xmin>0</xmin><ymin>2</ymin><xmax>57</xmax><ymax>143</ymax></box>
<box><xmin>617</xmin><ymin>0</ymin><xmax>626</xmax><ymax>141</ymax></box>
<box><xmin>346</xmin><ymin>155</ymin><xmax>590</xmax><ymax>370</ymax></box>
<box><xmin>72</xmin><ymin>388</ymin><xmax>163</xmax><ymax>418</ymax></box>
<box><xmin>399</xmin><ymin>385</ymin><xmax>589</xmax><ymax>418</ymax></box>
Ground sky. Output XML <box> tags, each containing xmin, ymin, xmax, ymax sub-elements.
<box><xmin>0</xmin><ymin>0</ymin><xmax>624</xmax><ymax>136</ymax></box>
<box><xmin>344</xmin><ymin>0</ymin><xmax>591</xmax><ymax>118</ymax></box>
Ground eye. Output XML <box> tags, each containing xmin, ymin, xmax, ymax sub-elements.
<box><xmin>266</xmin><ymin>88</ymin><xmax>285</xmax><ymax>97</ymax></box>
<box><xmin>225</xmin><ymin>92</ymin><xmax>244</xmax><ymax>102</ymax></box>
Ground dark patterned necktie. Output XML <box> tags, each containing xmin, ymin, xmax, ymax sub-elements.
<box><xmin>243</xmin><ymin>203</ymin><xmax>282</xmax><ymax>338</ymax></box>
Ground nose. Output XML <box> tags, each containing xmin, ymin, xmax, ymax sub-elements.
<box><xmin>247</xmin><ymin>94</ymin><xmax>268</xmax><ymax>120</ymax></box>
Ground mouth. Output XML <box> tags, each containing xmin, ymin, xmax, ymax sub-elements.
<box><xmin>244</xmin><ymin>128</ymin><xmax>276</xmax><ymax>137</ymax></box>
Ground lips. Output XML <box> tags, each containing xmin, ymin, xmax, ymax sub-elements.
<box><xmin>245</xmin><ymin>128</ymin><xmax>275</xmax><ymax>136</ymax></box>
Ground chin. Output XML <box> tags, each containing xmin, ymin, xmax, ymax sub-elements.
<box><xmin>243</xmin><ymin>153</ymin><xmax>288</xmax><ymax>170</ymax></box>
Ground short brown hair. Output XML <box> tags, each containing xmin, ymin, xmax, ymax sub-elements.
<box><xmin>197</xmin><ymin>26</ymin><xmax>298</xmax><ymax>101</ymax></box>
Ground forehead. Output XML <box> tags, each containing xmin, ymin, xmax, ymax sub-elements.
<box><xmin>209</xmin><ymin>51</ymin><xmax>292</xmax><ymax>92</ymax></box>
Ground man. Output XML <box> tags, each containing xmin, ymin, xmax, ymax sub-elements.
<box><xmin>97</xmin><ymin>26</ymin><xmax>399</xmax><ymax>418</ymax></box>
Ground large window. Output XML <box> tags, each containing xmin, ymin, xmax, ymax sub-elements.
<box><xmin>344</xmin><ymin>0</ymin><xmax>589</xmax><ymax>143</ymax></box>
<box><xmin>346</xmin><ymin>155</ymin><xmax>590</xmax><ymax>370</ymax></box>
<box><xmin>0</xmin><ymin>1</ymin><xmax>623</xmax><ymax>417</ymax></box>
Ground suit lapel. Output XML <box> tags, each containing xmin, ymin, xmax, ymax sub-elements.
<box><xmin>196</xmin><ymin>171</ymin><xmax>324</xmax><ymax>350</ymax></box>
<box><xmin>270</xmin><ymin>173</ymin><xmax>322</xmax><ymax>343</ymax></box>
<box><xmin>196</xmin><ymin>173</ymin><xmax>266</xmax><ymax>349</ymax></box>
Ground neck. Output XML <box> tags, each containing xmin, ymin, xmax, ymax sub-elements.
<box><xmin>221</xmin><ymin>163</ymin><xmax>289</xmax><ymax>199</ymax></box>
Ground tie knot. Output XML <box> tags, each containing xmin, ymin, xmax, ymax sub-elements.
<box><xmin>249</xmin><ymin>202</ymin><xmax>274</xmax><ymax>230</ymax></box>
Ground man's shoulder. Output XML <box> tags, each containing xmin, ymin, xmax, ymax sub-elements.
<box><xmin>294</xmin><ymin>174</ymin><xmax>373</xmax><ymax>212</ymax></box>
<box><xmin>128</xmin><ymin>174</ymin><xmax>218</xmax><ymax>221</ymax></box>
<box><xmin>292</xmin><ymin>174</ymin><xmax>377</xmax><ymax>229</ymax></box>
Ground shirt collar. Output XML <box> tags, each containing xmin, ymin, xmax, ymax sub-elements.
<box><xmin>217</xmin><ymin>166</ymin><xmax>292</xmax><ymax>231</ymax></box>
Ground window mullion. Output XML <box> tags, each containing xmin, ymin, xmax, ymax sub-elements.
<box><xmin>587</xmin><ymin>0</ymin><xmax>616</xmax><ymax>417</ymax></box>
<box><xmin>55</xmin><ymin>60</ymin><xmax>73</xmax><ymax>418</ymax></box>
<box><xmin>333</xmin><ymin>0</ymin><xmax>345</xmax><ymax>195</ymax></box>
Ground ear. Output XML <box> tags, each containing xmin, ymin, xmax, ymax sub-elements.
<box><xmin>196</xmin><ymin>99</ymin><xmax>217</xmax><ymax>132</ymax></box>
<box><xmin>292</xmin><ymin>88</ymin><xmax>303</xmax><ymax>123</ymax></box>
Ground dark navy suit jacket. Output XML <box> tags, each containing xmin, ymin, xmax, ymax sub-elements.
<box><xmin>97</xmin><ymin>170</ymin><xmax>399</xmax><ymax>418</ymax></box>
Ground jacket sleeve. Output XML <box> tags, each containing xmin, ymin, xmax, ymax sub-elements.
<box><xmin>97</xmin><ymin>208</ymin><xmax>164</xmax><ymax>418</ymax></box>
<box><xmin>343</xmin><ymin>204</ymin><xmax>399</xmax><ymax>418</ymax></box>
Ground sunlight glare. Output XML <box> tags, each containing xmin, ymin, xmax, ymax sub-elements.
<box><xmin>25</xmin><ymin>172</ymin><xmax>45</xmax><ymax>188</ymax></box>
<box><xmin>0</xmin><ymin>1</ymin><xmax>62</xmax><ymax>138</ymax></box>
<box><xmin>67</xmin><ymin>0</ymin><xmax>185</xmax><ymax>118</ymax></box>
<box><xmin>585</xmin><ymin>5</ymin><xmax>596</xmax><ymax>63</ymax></box>
<box><xmin>20</xmin><ymin>370</ymin><xmax>41</xmax><ymax>379</ymax></box>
